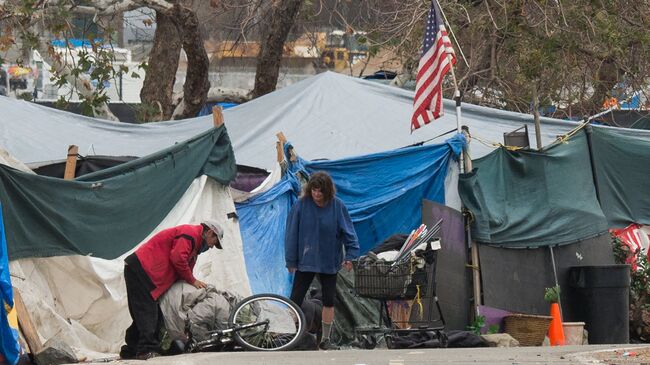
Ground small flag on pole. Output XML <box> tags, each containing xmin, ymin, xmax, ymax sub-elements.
<box><xmin>411</xmin><ymin>0</ymin><xmax>456</xmax><ymax>132</ymax></box>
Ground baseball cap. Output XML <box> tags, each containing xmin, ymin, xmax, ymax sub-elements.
<box><xmin>202</xmin><ymin>219</ymin><xmax>224</xmax><ymax>249</ymax></box>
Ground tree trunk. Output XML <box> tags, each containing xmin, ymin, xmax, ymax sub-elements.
<box><xmin>252</xmin><ymin>0</ymin><xmax>303</xmax><ymax>99</ymax></box>
<box><xmin>592</xmin><ymin>57</ymin><xmax>619</xmax><ymax>108</ymax></box>
<box><xmin>140</xmin><ymin>11</ymin><xmax>181</xmax><ymax>121</ymax></box>
<box><xmin>170</xmin><ymin>3</ymin><xmax>210</xmax><ymax>120</ymax></box>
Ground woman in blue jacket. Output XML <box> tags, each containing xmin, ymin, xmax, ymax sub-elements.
<box><xmin>285</xmin><ymin>171</ymin><xmax>359</xmax><ymax>350</ymax></box>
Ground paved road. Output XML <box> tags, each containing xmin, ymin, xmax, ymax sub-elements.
<box><xmin>85</xmin><ymin>345</ymin><xmax>650</xmax><ymax>365</ymax></box>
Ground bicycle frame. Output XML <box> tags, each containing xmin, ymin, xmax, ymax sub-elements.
<box><xmin>182</xmin><ymin>292</ymin><xmax>306</xmax><ymax>352</ymax></box>
<box><xmin>186</xmin><ymin>319</ymin><xmax>271</xmax><ymax>352</ymax></box>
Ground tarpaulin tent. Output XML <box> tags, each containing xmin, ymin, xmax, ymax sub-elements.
<box><xmin>456</xmin><ymin>126</ymin><xmax>650</xmax><ymax>323</ymax></box>
<box><xmin>0</xmin><ymin>127</ymin><xmax>236</xmax><ymax>260</ymax></box>
<box><xmin>237</xmin><ymin>134</ymin><xmax>465</xmax><ymax>297</ymax></box>
<box><xmin>0</xmin><ymin>128</ymin><xmax>253</xmax><ymax>358</ymax></box>
<box><xmin>591</xmin><ymin>127</ymin><xmax>650</xmax><ymax>227</ymax></box>
<box><xmin>458</xmin><ymin>126</ymin><xmax>650</xmax><ymax>247</ymax></box>
<box><xmin>298</xmin><ymin>134</ymin><xmax>466</xmax><ymax>254</ymax></box>
<box><xmin>237</xmin><ymin>177</ymin><xmax>298</xmax><ymax>297</ymax></box>
<box><xmin>0</xmin><ymin>72</ymin><xmax>610</xmax><ymax>171</ymax></box>
<box><xmin>458</xmin><ymin>132</ymin><xmax>608</xmax><ymax>247</ymax></box>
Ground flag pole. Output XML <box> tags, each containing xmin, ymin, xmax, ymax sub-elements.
<box><xmin>433</xmin><ymin>0</ymin><xmax>463</xmax><ymax>133</ymax></box>
<box><xmin>446</xmin><ymin>55</ymin><xmax>463</xmax><ymax>172</ymax></box>
<box><xmin>435</xmin><ymin>0</ymin><xmax>481</xmax><ymax>316</ymax></box>
<box><xmin>447</xmin><ymin>57</ymin><xmax>482</xmax><ymax>317</ymax></box>
<box><xmin>446</xmin><ymin>52</ymin><xmax>481</xmax><ymax>317</ymax></box>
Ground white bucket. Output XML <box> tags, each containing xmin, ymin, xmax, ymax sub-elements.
<box><xmin>563</xmin><ymin>322</ymin><xmax>585</xmax><ymax>345</ymax></box>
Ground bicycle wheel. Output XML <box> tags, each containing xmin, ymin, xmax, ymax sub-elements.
<box><xmin>228</xmin><ymin>293</ymin><xmax>306</xmax><ymax>351</ymax></box>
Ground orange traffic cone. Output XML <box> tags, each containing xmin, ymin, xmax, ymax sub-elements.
<box><xmin>548</xmin><ymin>302</ymin><xmax>565</xmax><ymax>346</ymax></box>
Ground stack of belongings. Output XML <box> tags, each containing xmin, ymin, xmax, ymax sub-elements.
<box><xmin>353</xmin><ymin>220</ymin><xmax>442</xmax><ymax>301</ymax></box>
<box><xmin>158</xmin><ymin>283</ymin><xmax>244</xmax><ymax>352</ymax></box>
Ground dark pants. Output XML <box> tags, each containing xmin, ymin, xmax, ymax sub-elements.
<box><xmin>290</xmin><ymin>271</ymin><xmax>337</xmax><ymax>307</ymax></box>
<box><xmin>122</xmin><ymin>256</ymin><xmax>160</xmax><ymax>356</ymax></box>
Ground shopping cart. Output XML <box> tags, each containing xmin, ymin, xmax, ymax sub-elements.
<box><xmin>352</xmin><ymin>242</ymin><xmax>447</xmax><ymax>349</ymax></box>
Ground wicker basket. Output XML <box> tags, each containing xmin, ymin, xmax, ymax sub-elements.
<box><xmin>503</xmin><ymin>314</ymin><xmax>553</xmax><ymax>346</ymax></box>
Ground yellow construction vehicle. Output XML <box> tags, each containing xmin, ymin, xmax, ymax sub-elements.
<box><xmin>321</xmin><ymin>30</ymin><xmax>368</xmax><ymax>71</ymax></box>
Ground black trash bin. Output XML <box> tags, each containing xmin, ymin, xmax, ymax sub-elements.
<box><xmin>568</xmin><ymin>265</ymin><xmax>630</xmax><ymax>344</ymax></box>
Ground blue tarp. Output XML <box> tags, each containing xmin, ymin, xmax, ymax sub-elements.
<box><xmin>197</xmin><ymin>102</ymin><xmax>239</xmax><ymax>117</ymax></box>
<box><xmin>0</xmin><ymin>206</ymin><xmax>19</xmax><ymax>365</ymax></box>
<box><xmin>236</xmin><ymin>177</ymin><xmax>299</xmax><ymax>297</ymax></box>
<box><xmin>51</xmin><ymin>39</ymin><xmax>104</xmax><ymax>48</ymax></box>
<box><xmin>237</xmin><ymin>134</ymin><xmax>465</xmax><ymax>295</ymax></box>
<box><xmin>301</xmin><ymin>133</ymin><xmax>466</xmax><ymax>254</ymax></box>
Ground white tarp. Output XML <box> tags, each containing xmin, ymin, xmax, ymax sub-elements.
<box><xmin>5</xmin><ymin>72</ymin><xmax>647</xmax><ymax>170</ymax></box>
<box><xmin>0</xmin><ymin>148</ymin><xmax>32</xmax><ymax>173</ymax></box>
<box><xmin>9</xmin><ymin>176</ymin><xmax>252</xmax><ymax>359</ymax></box>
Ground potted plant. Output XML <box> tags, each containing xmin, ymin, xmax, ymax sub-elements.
<box><xmin>544</xmin><ymin>285</ymin><xmax>565</xmax><ymax>346</ymax></box>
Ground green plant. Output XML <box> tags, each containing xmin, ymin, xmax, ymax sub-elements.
<box><xmin>630</xmin><ymin>251</ymin><xmax>650</xmax><ymax>309</ymax></box>
<box><xmin>611</xmin><ymin>233</ymin><xmax>650</xmax><ymax>310</ymax></box>
<box><xmin>134</xmin><ymin>102</ymin><xmax>163</xmax><ymax>124</ymax></box>
<box><xmin>466</xmin><ymin>315</ymin><xmax>486</xmax><ymax>335</ymax></box>
<box><xmin>612</xmin><ymin>235</ymin><xmax>631</xmax><ymax>265</ymax></box>
<box><xmin>544</xmin><ymin>285</ymin><xmax>561</xmax><ymax>303</ymax></box>
<box><xmin>466</xmin><ymin>315</ymin><xmax>500</xmax><ymax>335</ymax></box>
<box><xmin>16</xmin><ymin>91</ymin><xmax>33</xmax><ymax>101</ymax></box>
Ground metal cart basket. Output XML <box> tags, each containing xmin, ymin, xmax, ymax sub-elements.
<box><xmin>352</xmin><ymin>244</ymin><xmax>447</xmax><ymax>348</ymax></box>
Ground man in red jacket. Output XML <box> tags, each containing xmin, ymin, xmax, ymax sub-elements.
<box><xmin>120</xmin><ymin>219</ymin><xmax>224</xmax><ymax>360</ymax></box>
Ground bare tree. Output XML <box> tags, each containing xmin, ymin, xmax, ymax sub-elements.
<box><xmin>139</xmin><ymin>11</ymin><xmax>181</xmax><ymax>120</ymax></box>
<box><xmin>346</xmin><ymin>0</ymin><xmax>650</xmax><ymax>116</ymax></box>
<box><xmin>252</xmin><ymin>0</ymin><xmax>304</xmax><ymax>98</ymax></box>
<box><xmin>1</xmin><ymin>0</ymin><xmax>208</xmax><ymax>121</ymax></box>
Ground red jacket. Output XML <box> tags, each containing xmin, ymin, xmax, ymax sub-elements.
<box><xmin>135</xmin><ymin>224</ymin><xmax>204</xmax><ymax>300</ymax></box>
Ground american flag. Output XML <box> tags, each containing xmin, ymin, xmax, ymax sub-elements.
<box><xmin>411</xmin><ymin>0</ymin><xmax>456</xmax><ymax>131</ymax></box>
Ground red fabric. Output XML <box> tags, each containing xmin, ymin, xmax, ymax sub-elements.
<box><xmin>135</xmin><ymin>224</ymin><xmax>203</xmax><ymax>300</ymax></box>
<box><xmin>610</xmin><ymin>223</ymin><xmax>650</xmax><ymax>271</ymax></box>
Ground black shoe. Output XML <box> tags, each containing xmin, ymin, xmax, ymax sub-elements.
<box><xmin>119</xmin><ymin>346</ymin><xmax>136</xmax><ymax>360</ymax></box>
<box><xmin>135</xmin><ymin>351</ymin><xmax>161</xmax><ymax>360</ymax></box>
<box><xmin>318</xmin><ymin>339</ymin><xmax>339</xmax><ymax>351</ymax></box>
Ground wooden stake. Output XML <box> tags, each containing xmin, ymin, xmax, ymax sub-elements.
<box><xmin>63</xmin><ymin>145</ymin><xmax>78</xmax><ymax>180</ymax></box>
<box><xmin>276</xmin><ymin>132</ymin><xmax>297</xmax><ymax>162</ymax></box>
<box><xmin>276</xmin><ymin>132</ymin><xmax>287</xmax><ymax>146</ymax></box>
<box><xmin>212</xmin><ymin>106</ymin><xmax>224</xmax><ymax>127</ymax></box>
<box><xmin>13</xmin><ymin>288</ymin><xmax>42</xmax><ymax>354</ymax></box>
<box><xmin>276</xmin><ymin>141</ymin><xmax>284</xmax><ymax>164</ymax></box>
<box><xmin>470</xmin><ymin>243</ymin><xmax>481</xmax><ymax>310</ymax></box>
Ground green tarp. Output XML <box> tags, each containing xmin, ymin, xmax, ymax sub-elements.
<box><xmin>592</xmin><ymin>127</ymin><xmax>650</xmax><ymax>227</ymax></box>
<box><xmin>334</xmin><ymin>269</ymin><xmax>385</xmax><ymax>346</ymax></box>
<box><xmin>0</xmin><ymin>127</ymin><xmax>236</xmax><ymax>260</ymax></box>
<box><xmin>630</xmin><ymin>117</ymin><xmax>650</xmax><ymax>130</ymax></box>
<box><xmin>459</xmin><ymin>132</ymin><xmax>608</xmax><ymax>247</ymax></box>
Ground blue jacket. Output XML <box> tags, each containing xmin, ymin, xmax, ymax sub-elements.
<box><xmin>285</xmin><ymin>196</ymin><xmax>359</xmax><ymax>274</ymax></box>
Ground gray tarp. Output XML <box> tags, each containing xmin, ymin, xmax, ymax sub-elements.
<box><xmin>5</xmin><ymin>72</ymin><xmax>647</xmax><ymax>170</ymax></box>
